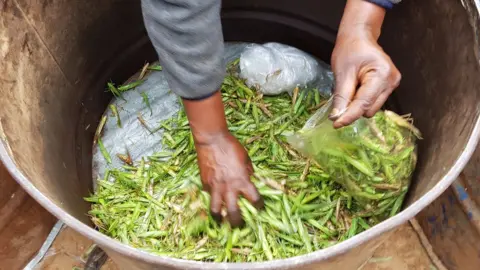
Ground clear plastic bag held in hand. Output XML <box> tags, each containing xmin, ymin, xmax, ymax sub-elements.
<box><xmin>287</xmin><ymin>97</ymin><xmax>422</xmax><ymax>220</ymax></box>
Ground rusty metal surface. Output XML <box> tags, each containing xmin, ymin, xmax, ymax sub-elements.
<box><xmin>379</xmin><ymin>0</ymin><xmax>480</xmax><ymax>206</ymax></box>
<box><xmin>412</xmin><ymin>1</ymin><xmax>480</xmax><ymax>269</ymax></box>
<box><xmin>416</xmin><ymin>185</ymin><xmax>480</xmax><ymax>270</ymax></box>
<box><xmin>0</xmin><ymin>163</ymin><xmax>56</xmax><ymax>269</ymax></box>
<box><xmin>0</xmin><ymin>0</ymin><xmax>479</xmax><ymax>269</ymax></box>
<box><xmin>416</xmin><ymin>147</ymin><xmax>480</xmax><ymax>270</ymax></box>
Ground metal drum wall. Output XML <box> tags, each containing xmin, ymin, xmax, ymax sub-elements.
<box><xmin>0</xmin><ymin>163</ymin><xmax>55</xmax><ymax>268</ymax></box>
<box><xmin>0</xmin><ymin>0</ymin><xmax>479</xmax><ymax>269</ymax></box>
<box><xmin>416</xmin><ymin>145</ymin><xmax>480</xmax><ymax>270</ymax></box>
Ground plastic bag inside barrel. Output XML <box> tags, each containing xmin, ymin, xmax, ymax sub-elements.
<box><xmin>239</xmin><ymin>42</ymin><xmax>333</xmax><ymax>96</ymax></box>
<box><xmin>287</xmin><ymin>97</ymin><xmax>422</xmax><ymax>220</ymax></box>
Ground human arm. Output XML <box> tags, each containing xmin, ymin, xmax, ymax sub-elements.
<box><xmin>182</xmin><ymin>92</ymin><xmax>263</xmax><ymax>227</ymax></box>
<box><xmin>141</xmin><ymin>0</ymin><xmax>263</xmax><ymax>226</ymax></box>
<box><xmin>329</xmin><ymin>0</ymin><xmax>402</xmax><ymax>128</ymax></box>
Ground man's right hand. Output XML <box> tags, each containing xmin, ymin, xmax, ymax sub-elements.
<box><xmin>183</xmin><ymin>91</ymin><xmax>263</xmax><ymax>227</ymax></box>
<box><xmin>195</xmin><ymin>130</ymin><xmax>263</xmax><ymax>227</ymax></box>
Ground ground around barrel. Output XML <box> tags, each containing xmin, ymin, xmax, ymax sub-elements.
<box><xmin>35</xmin><ymin>223</ymin><xmax>435</xmax><ymax>270</ymax></box>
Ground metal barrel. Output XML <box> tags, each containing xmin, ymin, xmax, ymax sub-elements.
<box><xmin>416</xmin><ymin>144</ymin><xmax>480</xmax><ymax>270</ymax></box>
<box><xmin>0</xmin><ymin>163</ymin><xmax>56</xmax><ymax>269</ymax></box>
<box><xmin>1</xmin><ymin>0</ymin><xmax>479</xmax><ymax>269</ymax></box>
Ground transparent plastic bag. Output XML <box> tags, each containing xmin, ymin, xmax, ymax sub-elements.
<box><xmin>287</xmin><ymin>98</ymin><xmax>422</xmax><ymax>219</ymax></box>
<box><xmin>239</xmin><ymin>42</ymin><xmax>333</xmax><ymax>96</ymax></box>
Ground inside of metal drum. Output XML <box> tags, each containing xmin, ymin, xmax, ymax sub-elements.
<box><xmin>1</xmin><ymin>0</ymin><xmax>479</xmax><ymax>263</ymax></box>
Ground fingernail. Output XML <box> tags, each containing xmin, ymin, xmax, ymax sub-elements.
<box><xmin>333</xmin><ymin>120</ymin><xmax>344</xmax><ymax>129</ymax></box>
<box><xmin>329</xmin><ymin>108</ymin><xmax>341</xmax><ymax>120</ymax></box>
<box><xmin>330</xmin><ymin>108</ymin><xmax>339</xmax><ymax>117</ymax></box>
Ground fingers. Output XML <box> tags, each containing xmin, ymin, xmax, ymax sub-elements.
<box><xmin>365</xmin><ymin>90</ymin><xmax>391</xmax><ymax>117</ymax></box>
<box><xmin>333</xmin><ymin>60</ymin><xmax>401</xmax><ymax>128</ymax></box>
<box><xmin>333</xmin><ymin>75</ymin><xmax>386</xmax><ymax>128</ymax></box>
<box><xmin>245</xmin><ymin>156</ymin><xmax>254</xmax><ymax>175</ymax></box>
<box><xmin>241</xmin><ymin>181</ymin><xmax>264</xmax><ymax>210</ymax></box>
<box><xmin>364</xmin><ymin>67</ymin><xmax>401</xmax><ymax>117</ymax></box>
<box><xmin>210</xmin><ymin>190</ymin><xmax>223</xmax><ymax>223</ymax></box>
<box><xmin>225</xmin><ymin>190</ymin><xmax>243</xmax><ymax>227</ymax></box>
<box><xmin>331</xmin><ymin>40</ymin><xmax>401</xmax><ymax>127</ymax></box>
<box><xmin>243</xmin><ymin>156</ymin><xmax>263</xmax><ymax>208</ymax></box>
<box><xmin>202</xmin><ymin>181</ymin><xmax>211</xmax><ymax>193</ymax></box>
<box><xmin>330</xmin><ymin>69</ymin><xmax>358</xmax><ymax>121</ymax></box>
<box><xmin>209</xmin><ymin>177</ymin><xmax>263</xmax><ymax>227</ymax></box>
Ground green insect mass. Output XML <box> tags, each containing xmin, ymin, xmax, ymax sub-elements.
<box><xmin>86</xmin><ymin>61</ymin><xmax>419</xmax><ymax>262</ymax></box>
<box><xmin>288</xmin><ymin>108</ymin><xmax>420</xmax><ymax>221</ymax></box>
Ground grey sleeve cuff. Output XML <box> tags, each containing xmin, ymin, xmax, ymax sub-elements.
<box><xmin>141</xmin><ymin>0</ymin><xmax>225</xmax><ymax>100</ymax></box>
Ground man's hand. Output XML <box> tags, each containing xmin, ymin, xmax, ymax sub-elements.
<box><xmin>183</xmin><ymin>91</ymin><xmax>263</xmax><ymax>227</ymax></box>
<box><xmin>330</xmin><ymin>0</ymin><xmax>401</xmax><ymax>128</ymax></box>
<box><xmin>195</xmin><ymin>131</ymin><xmax>262</xmax><ymax>227</ymax></box>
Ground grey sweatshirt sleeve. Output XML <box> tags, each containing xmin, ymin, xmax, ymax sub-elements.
<box><xmin>141</xmin><ymin>0</ymin><xmax>225</xmax><ymax>100</ymax></box>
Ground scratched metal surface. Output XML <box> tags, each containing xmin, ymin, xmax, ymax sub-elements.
<box><xmin>414</xmin><ymin>0</ymin><xmax>480</xmax><ymax>269</ymax></box>
<box><xmin>1</xmin><ymin>0</ymin><xmax>480</xmax><ymax>269</ymax></box>
<box><xmin>416</xmin><ymin>145</ymin><xmax>480</xmax><ymax>270</ymax></box>
<box><xmin>417</xmin><ymin>188</ymin><xmax>480</xmax><ymax>270</ymax></box>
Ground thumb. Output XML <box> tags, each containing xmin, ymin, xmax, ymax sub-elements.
<box><xmin>329</xmin><ymin>69</ymin><xmax>358</xmax><ymax>121</ymax></box>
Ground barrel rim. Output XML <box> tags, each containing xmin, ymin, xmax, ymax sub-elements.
<box><xmin>1</xmin><ymin>113</ymin><xmax>478</xmax><ymax>269</ymax></box>
<box><xmin>3</xmin><ymin>1</ymin><xmax>480</xmax><ymax>267</ymax></box>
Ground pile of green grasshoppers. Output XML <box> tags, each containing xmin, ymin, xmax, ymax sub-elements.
<box><xmin>86</xmin><ymin>60</ymin><xmax>420</xmax><ymax>262</ymax></box>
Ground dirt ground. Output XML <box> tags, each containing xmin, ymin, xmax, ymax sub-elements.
<box><xmin>34</xmin><ymin>222</ymin><xmax>435</xmax><ymax>270</ymax></box>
